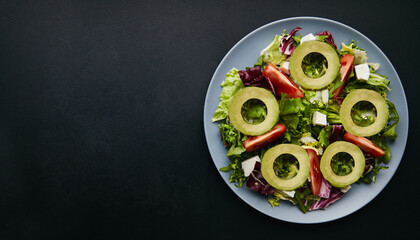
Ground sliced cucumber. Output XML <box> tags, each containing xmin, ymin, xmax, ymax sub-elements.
<box><xmin>261</xmin><ymin>144</ymin><xmax>310</xmax><ymax>191</ymax></box>
<box><xmin>289</xmin><ymin>41</ymin><xmax>340</xmax><ymax>89</ymax></box>
<box><xmin>340</xmin><ymin>89</ymin><xmax>388</xmax><ymax>137</ymax></box>
<box><xmin>228</xmin><ymin>87</ymin><xmax>279</xmax><ymax>136</ymax></box>
<box><xmin>320</xmin><ymin>141</ymin><xmax>365</xmax><ymax>188</ymax></box>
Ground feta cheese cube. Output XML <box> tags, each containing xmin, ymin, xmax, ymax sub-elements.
<box><xmin>320</xmin><ymin>88</ymin><xmax>329</xmax><ymax>105</ymax></box>
<box><xmin>241</xmin><ymin>155</ymin><xmax>261</xmax><ymax>177</ymax></box>
<box><xmin>281</xmin><ymin>190</ymin><xmax>295</xmax><ymax>198</ymax></box>
<box><xmin>340</xmin><ymin>185</ymin><xmax>351</xmax><ymax>193</ymax></box>
<box><xmin>299</xmin><ymin>133</ymin><xmax>317</xmax><ymax>146</ymax></box>
<box><xmin>280</xmin><ymin>61</ymin><xmax>290</xmax><ymax>75</ymax></box>
<box><xmin>282</xmin><ymin>61</ymin><xmax>289</xmax><ymax>70</ymax></box>
<box><xmin>318</xmin><ymin>147</ymin><xmax>324</xmax><ymax>156</ymax></box>
<box><xmin>300</xmin><ymin>33</ymin><xmax>316</xmax><ymax>44</ymax></box>
<box><xmin>309</xmin><ymin>90</ymin><xmax>322</xmax><ymax>104</ymax></box>
<box><xmin>312</xmin><ymin>111</ymin><xmax>327</xmax><ymax>126</ymax></box>
<box><xmin>355</xmin><ymin>63</ymin><xmax>370</xmax><ymax>81</ymax></box>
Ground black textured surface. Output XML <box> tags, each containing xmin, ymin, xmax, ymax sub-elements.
<box><xmin>0</xmin><ymin>0</ymin><xmax>418</xmax><ymax>239</ymax></box>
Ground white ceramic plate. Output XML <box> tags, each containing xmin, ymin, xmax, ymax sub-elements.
<box><xmin>203</xmin><ymin>17</ymin><xmax>408</xmax><ymax>223</ymax></box>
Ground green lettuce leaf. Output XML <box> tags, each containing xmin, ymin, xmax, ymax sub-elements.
<box><xmin>340</xmin><ymin>41</ymin><xmax>368</xmax><ymax>64</ymax></box>
<box><xmin>279</xmin><ymin>93</ymin><xmax>304</xmax><ymax>115</ymax></box>
<box><xmin>318</xmin><ymin>126</ymin><xmax>331</xmax><ymax>148</ymax></box>
<box><xmin>278</xmin><ymin>93</ymin><xmax>304</xmax><ymax>135</ymax></box>
<box><xmin>365</xmin><ymin>73</ymin><xmax>390</xmax><ymax>90</ymax></box>
<box><xmin>301</xmin><ymin>52</ymin><xmax>328</xmax><ymax>78</ymax></box>
<box><xmin>212</xmin><ymin>68</ymin><xmax>244</xmax><ymax>122</ymax></box>
<box><xmin>343</xmin><ymin>77</ymin><xmax>389</xmax><ymax>97</ymax></box>
<box><xmin>331</xmin><ymin>152</ymin><xmax>354</xmax><ymax>176</ymax></box>
<box><xmin>241</xmin><ymin>99</ymin><xmax>267</xmax><ymax>125</ymax></box>
<box><xmin>254</xmin><ymin>54</ymin><xmax>266</xmax><ymax>68</ymax></box>
<box><xmin>260</xmin><ymin>35</ymin><xmax>286</xmax><ymax>65</ymax></box>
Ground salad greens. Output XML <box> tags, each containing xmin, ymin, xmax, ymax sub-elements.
<box><xmin>212</xmin><ymin>27</ymin><xmax>399</xmax><ymax>213</ymax></box>
<box><xmin>273</xmin><ymin>154</ymin><xmax>300</xmax><ymax>180</ymax></box>
<box><xmin>331</xmin><ymin>152</ymin><xmax>355</xmax><ymax>176</ymax></box>
<box><xmin>302</xmin><ymin>53</ymin><xmax>328</xmax><ymax>78</ymax></box>
<box><xmin>212</xmin><ymin>68</ymin><xmax>243</xmax><ymax>122</ymax></box>
<box><xmin>241</xmin><ymin>99</ymin><xmax>267</xmax><ymax>124</ymax></box>
<box><xmin>260</xmin><ymin>35</ymin><xmax>286</xmax><ymax>65</ymax></box>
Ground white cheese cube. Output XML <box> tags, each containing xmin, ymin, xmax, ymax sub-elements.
<box><xmin>282</xmin><ymin>61</ymin><xmax>289</xmax><ymax>70</ymax></box>
<box><xmin>280</xmin><ymin>62</ymin><xmax>290</xmax><ymax>75</ymax></box>
<box><xmin>320</xmin><ymin>88</ymin><xmax>329</xmax><ymax>105</ymax></box>
<box><xmin>280</xmin><ymin>61</ymin><xmax>290</xmax><ymax>75</ymax></box>
<box><xmin>300</xmin><ymin>33</ymin><xmax>316</xmax><ymax>44</ymax></box>
<box><xmin>299</xmin><ymin>133</ymin><xmax>317</xmax><ymax>146</ymax></box>
<box><xmin>355</xmin><ymin>63</ymin><xmax>370</xmax><ymax>81</ymax></box>
<box><xmin>340</xmin><ymin>185</ymin><xmax>351</xmax><ymax>193</ymax></box>
<box><xmin>281</xmin><ymin>190</ymin><xmax>295</xmax><ymax>198</ymax></box>
<box><xmin>309</xmin><ymin>90</ymin><xmax>322</xmax><ymax>104</ymax></box>
<box><xmin>241</xmin><ymin>155</ymin><xmax>261</xmax><ymax>177</ymax></box>
<box><xmin>312</xmin><ymin>111</ymin><xmax>327</xmax><ymax>126</ymax></box>
<box><xmin>318</xmin><ymin>147</ymin><xmax>324</xmax><ymax>156</ymax></box>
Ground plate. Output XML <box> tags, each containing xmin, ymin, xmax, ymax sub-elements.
<box><xmin>203</xmin><ymin>17</ymin><xmax>408</xmax><ymax>224</ymax></box>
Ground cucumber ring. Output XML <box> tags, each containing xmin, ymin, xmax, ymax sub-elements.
<box><xmin>340</xmin><ymin>89</ymin><xmax>388</xmax><ymax>137</ymax></box>
<box><xmin>229</xmin><ymin>87</ymin><xmax>279</xmax><ymax>136</ymax></box>
<box><xmin>289</xmin><ymin>41</ymin><xmax>340</xmax><ymax>90</ymax></box>
<box><xmin>261</xmin><ymin>144</ymin><xmax>310</xmax><ymax>191</ymax></box>
<box><xmin>320</xmin><ymin>141</ymin><xmax>365</xmax><ymax>188</ymax></box>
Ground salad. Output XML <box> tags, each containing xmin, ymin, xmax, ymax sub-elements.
<box><xmin>212</xmin><ymin>27</ymin><xmax>399</xmax><ymax>213</ymax></box>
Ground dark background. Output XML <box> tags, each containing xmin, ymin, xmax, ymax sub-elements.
<box><xmin>0</xmin><ymin>0</ymin><xmax>418</xmax><ymax>239</ymax></box>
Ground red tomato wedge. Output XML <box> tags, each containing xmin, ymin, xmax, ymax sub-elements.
<box><xmin>262</xmin><ymin>63</ymin><xmax>304</xmax><ymax>98</ymax></box>
<box><xmin>243</xmin><ymin>124</ymin><xmax>287</xmax><ymax>152</ymax></box>
<box><xmin>306</xmin><ymin>148</ymin><xmax>322</xmax><ymax>196</ymax></box>
<box><xmin>332</xmin><ymin>54</ymin><xmax>355</xmax><ymax>99</ymax></box>
<box><xmin>342</xmin><ymin>132</ymin><xmax>385</xmax><ymax>157</ymax></box>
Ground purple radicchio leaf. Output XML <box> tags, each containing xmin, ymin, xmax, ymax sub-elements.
<box><xmin>246</xmin><ymin>162</ymin><xmax>276</xmax><ymax>195</ymax></box>
<box><xmin>238</xmin><ymin>66</ymin><xmax>263</xmax><ymax>85</ymax></box>
<box><xmin>336</xmin><ymin>96</ymin><xmax>344</xmax><ymax>105</ymax></box>
<box><xmin>364</xmin><ymin>153</ymin><xmax>375</xmax><ymax>175</ymax></box>
<box><xmin>238</xmin><ymin>66</ymin><xmax>276</xmax><ymax>96</ymax></box>
<box><xmin>280</xmin><ymin>27</ymin><xmax>302</xmax><ymax>55</ymax></box>
<box><xmin>317</xmin><ymin>177</ymin><xmax>332</xmax><ymax>198</ymax></box>
<box><xmin>329</xmin><ymin>125</ymin><xmax>344</xmax><ymax>144</ymax></box>
<box><xmin>309</xmin><ymin>187</ymin><xmax>344</xmax><ymax>211</ymax></box>
<box><xmin>316</xmin><ymin>31</ymin><xmax>337</xmax><ymax>48</ymax></box>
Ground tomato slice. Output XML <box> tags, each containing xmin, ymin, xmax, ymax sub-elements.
<box><xmin>243</xmin><ymin>124</ymin><xmax>286</xmax><ymax>152</ymax></box>
<box><xmin>342</xmin><ymin>131</ymin><xmax>385</xmax><ymax>157</ymax></box>
<box><xmin>332</xmin><ymin>54</ymin><xmax>354</xmax><ymax>99</ymax></box>
<box><xmin>262</xmin><ymin>63</ymin><xmax>304</xmax><ymax>99</ymax></box>
<box><xmin>306</xmin><ymin>148</ymin><xmax>322</xmax><ymax>196</ymax></box>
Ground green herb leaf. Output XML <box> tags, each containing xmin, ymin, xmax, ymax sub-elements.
<box><xmin>381</xmin><ymin>100</ymin><xmax>399</xmax><ymax>140</ymax></box>
<box><xmin>219</xmin><ymin>158</ymin><xmax>246</xmax><ymax>187</ymax></box>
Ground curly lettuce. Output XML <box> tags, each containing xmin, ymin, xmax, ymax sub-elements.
<box><xmin>260</xmin><ymin>35</ymin><xmax>286</xmax><ymax>65</ymax></box>
<box><xmin>212</xmin><ymin>68</ymin><xmax>244</xmax><ymax>122</ymax></box>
